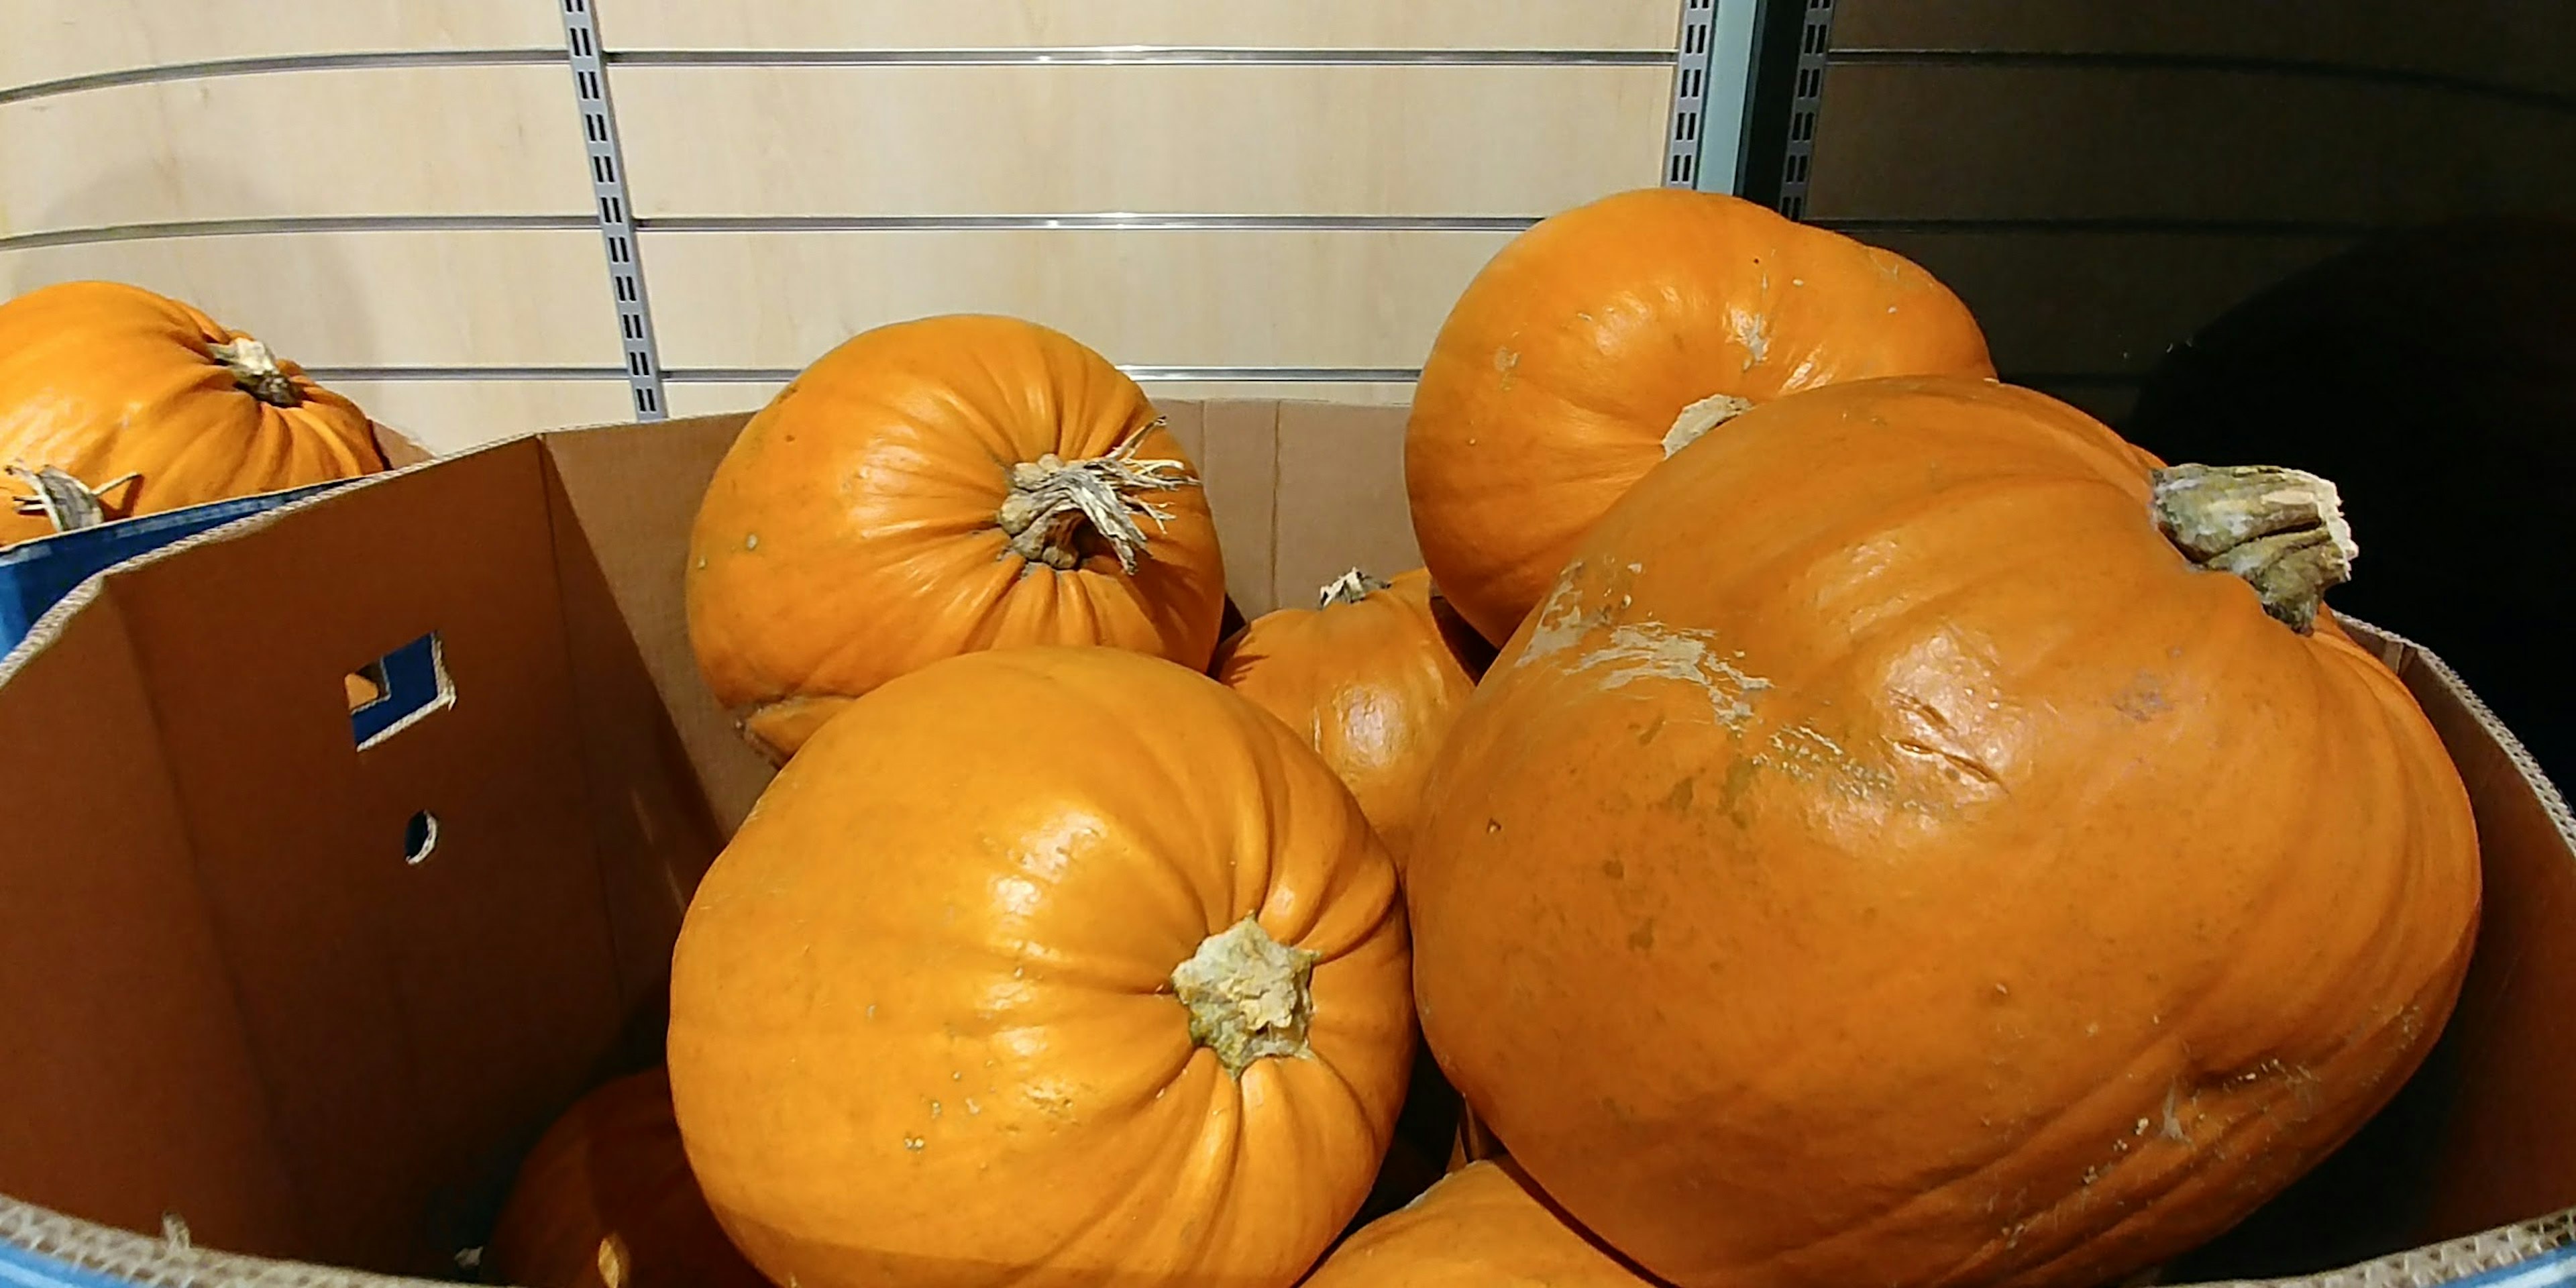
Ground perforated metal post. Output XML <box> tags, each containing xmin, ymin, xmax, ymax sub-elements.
<box><xmin>560</xmin><ymin>0</ymin><xmax>665</xmax><ymax>421</ymax></box>
<box><xmin>1664</xmin><ymin>0</ymin><xmax>1719</xmax><ymax>188</ymax></box>
<box><xmin>1774</xmin><ymin>0</ymin><xmax>1838</xmax><ymax>219</ymax></box>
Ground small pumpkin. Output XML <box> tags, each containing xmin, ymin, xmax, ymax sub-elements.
<box><xmin>0</xmin><ymin>280</ymin><xmax>384</xmax><ymax>546</ymax></box>
<box><xmin>1407</xmin><ymin>376</ymin><xmax>2481</xmax><ymax>1288</ymax></box>
<box><xmin>667</xmin><ymin>645</ymin><xmax>1412</xmax><ymax>1288</ymax></box>
<box><xmin>1213</xmin><ymin>568</ymin><xmax>1477</xmax><ymax>867</ymax></box>
<box><xmin>1404</xmin><ymin>187</ymin><xmax>1994</xmax><ymax>645</ymax></box>
<box><xmin>1302</xmin><ymin>1161</ymin><xmax>1652</xmax><ymax>1288</ymax></box>
<box><xmin>484</xmin><ymin>1068</ymin><xmax>766</xmax><ymax>1288</ymax></box>
<box><xmin>684</xmin><ymin>314</ymin><xmax>1227</xmax><ymax>763</ymax></box>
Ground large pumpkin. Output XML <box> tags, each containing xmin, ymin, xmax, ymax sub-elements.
<box><xmin>1302</xmin><ymin>1161</ymin><xmax>1652</xmax><ymax>1288</ymax></box>
<box><xmin>0</xmin><ymin>280</ymin><xmax>383</xmax><ymax>545</ymax></box>
<box><xmin>1404</xmin><ymin>188</ymin><xmax>1994</xmax><ymax>645</ymax></box>
<box><xmin>684</xmin><ymin>314</ymin><xmax>1226</xmax><ymax>763</ymax></box>
<box><xmin>1406</xmin><ymin>376</ymin><xmax>2481</xmax><ymax>1288</ymax></box>
<box><xmin>667</xmin><ymin>645</ymin><xmax>1413</xmax><ymax>1288</ymax></box>
<box><xmin>484</xmin><ymin>1068</ymin><xmax>767</xmax><ymax>1288</ymax></box>
<box><xmin>1213</xmin><ymin>568</ymin><xmax>1477</xmax><ymax>867</ymax></box>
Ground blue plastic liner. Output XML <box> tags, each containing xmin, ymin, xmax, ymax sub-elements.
<box><xmin>0</xmin><ymin>480</ymin><xmax>360</xmax><ymax>657</ymax></box>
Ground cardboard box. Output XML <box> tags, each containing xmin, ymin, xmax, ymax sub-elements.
<box><xmin>0</xmin><ymin>423</ymin><xmax>436</xmax><ymax>657</ymax></box>
<box><xmin>1</xmin><ymin>407</ymin><xmax>2573</xmax><ymax>1288</ymax></box>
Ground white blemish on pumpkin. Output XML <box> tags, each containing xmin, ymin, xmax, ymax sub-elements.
<box><xmin>1731</xmin><ymin>309</ymin><xmax>1771</xmax><ymax>369</ymax></box>
<box><xmin>745</xmin><ymin>533</ymin><xmax>759</xmax><ymax>550</ymax></box>
<box><xmin>1519</xmin><ymin>570</ymin><xmax>1596</xmax><ymax>662</ymax></box>
<box><xmin>2135</xmin><ymin>1118</ymin><xmax>2151</xmax><ymax>1136</ymax></box>
<box><xmin>2161</xmin><ymin>1084</ymin><xmax>2191</xmax><ymax>1143</ymax></box>
<box><xmin>965</xmin><ymin>1098</ymin><xmax>981</xmax><ymax>1115</ymax></box>
<box><xmin>1791</xmin><ymin>278</ymin><xmax>1805</xmax><ymax>286</ymax></box>
<box><xmin>928</xmin><ymin>1100</ymin><xmax>943</xmax><ymax>1118</ymax></box>
<box><xmin>902</xmin><ymin>1134</ymin><xmax>926</xmax><ymax>1152</ymax></box>
<box><xmin>953</xmin><ymin>1070</ymin><xmax>963</xmax><ymax>1080</ymax></box>
<box><xmin>1574</xmin><ymin>623</ymin><xmax>1771</xmax><ymax>729</ymax></box>
<box><xmin>1662</xmin><ymin>391</ymin><xmax>1758</xmax><ymax>457</ymax></box>
<box><xmin>865</xmin><ymin>1004</ymin><xmax>877</xmax><ymax>1019</ymax></box>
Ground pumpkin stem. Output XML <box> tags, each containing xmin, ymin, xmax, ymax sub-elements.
<box><xmin>209</xmin><ymin>335</ymin><xmax>304</xmax><ymax>407</ymax></box>
<box><xmin>1316</xmin><ymin>568</ymin><xmax>1391</xmax><ymax>608</ymax></box>
<box><xmin>1660</xmin><ymin>392</ymin><xmax>1757</xmax><ymax>458</ymax></box>
<box><xmin>2150</xmin><ymin>464</ymin><xmax>2359</xmax><ymax>634</ymax></box>
<box><xmin>6</xmin><ymin>462</ymin><xmax>137</xmax><ymax>534</ymax></box>
<box><xmin>992</xmin><ymin>421</ymin><xmax>1197</xmax><ymax>574</ymax></box>
<box><xmin>1169</xmin><ymin>916</ymin><xmax>1320</xmax><ymax>1079</ymax></box>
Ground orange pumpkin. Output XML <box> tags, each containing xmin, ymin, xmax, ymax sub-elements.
<box><xmin>684</xmin><ymin>314</ymin><xmax>1226</xmax><ymax>763</ymax></box>
<box><xmin>1407</xmin><ymin>376</ymin><xmax>2481</xmax><ymax>1288</ymax></box>
<box><xmin>1403</xmin><ymin>188</ymin><xmax>1994</xmax><ymax>644</ymax></box>
<box><xmin>1302</xmin><ymin>1162</ymin><xmax>1653</xmax><ymax>1288</ymax></box>
<box><xmin>667</xmin><ymin>645</ymin><xmax>1412</xmax><ymax>1288</ymax></box>
<box><xmin>484</xmin><ymin>1068</ymin><xmax>767</xmax><ymax>1288</ymax></box>
<box><xmin>0</xmin><ymin>280</ymin><xmax>384</xmax><ymax>545</ymax></box>
<box><xmin>1213</xmin><ymin>568</ymin><xmax>1477</xmax><ymax>867</ymax></box>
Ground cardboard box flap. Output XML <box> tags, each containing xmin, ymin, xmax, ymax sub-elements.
<box><xmin>0</xmin><ymin>588</ymin><xmax>302</xmax><ymax>1254</ymax></box>
<box><xmin>0</xmin><ymin>438</ymin><xmax>709</xmax><ymax>1275</ymax></box>
<box><xmin>2359</xmin><ymin>624</ymin><xmax>2576</xmax><ymax>1242</ymax></box>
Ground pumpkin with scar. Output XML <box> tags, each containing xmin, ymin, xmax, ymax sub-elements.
<box><xmin>1405</xmin><ymin>376</ymin><xmax>2481</xmax><ymax>1288</ymax></box>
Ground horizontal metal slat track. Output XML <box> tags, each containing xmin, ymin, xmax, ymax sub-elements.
<box><xmin>0</xmin><ymin>49</ymin><xmax>566</xmax><ymax>105</ymax></box>
<box><xmin>0</xmin><ymin>45</ymin><xmax>1670</xmax><ymax>105</ymax></box>
<box><xmin>299</xmin><ymin>366</ymin><xmax>1421</xmax><ymax>384</ymax></box>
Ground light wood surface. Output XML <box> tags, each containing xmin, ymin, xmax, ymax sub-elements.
<box><xmin>0</xmin><ymin>0</ymin><xmax>560</xmax><ymax>89</ymax></box>
<box><xmin>0</xmin><ymin>68</ymin><xmax>594</xmax><ymax>237</ymax></box>
<box><xmin>0</xmin><ymin>231</ymin><xmax>622</xmax><ymax>367</ymax></box>
<box><xmin>3</xmin><ymin>3</ymin><xmax>1680</xmax><ymax>449</ymax></box>
<box><xmin>326</xmin><ymin>381</ymin><xmax>639</xmax><ymax>456</ymax></box>
<box><xmin>641</xmin><ymin>228</ymin><xmax>1509</xmax><ymax>371</ymax></box>
<box><xmin>610</xmin><ymin>64</ymin><xmax>1669</xmax><ymax>217</ymax></box>
<box><xmin>592</xmin><ymin>1</ymin><xmax>1683</xmax><ymax>51</ymax></box>
<box><xmin>663</xmin><ymin>380</ymin><xmax>1412</xmax><ymax>421</ymax></box>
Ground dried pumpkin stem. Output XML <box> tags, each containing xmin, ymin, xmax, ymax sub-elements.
<box><xmin>2150</xmin><ymin>464</ymin><xmax>2359</xmax><ymax>634</ymax></box>
<box><xmin>1169</xmin><ymin>916</ymin><xmax>1320</xmax><ymax>1079</ymax></box>
<box><xmin>209</xmin><ymin>335</ymin><xmax>303</xmax><ymax>408</ymax></box>
<box><xmin>1317</xmin><ymin>568</ymin><xmax>1391</xmax><ymax>608</ymax></box>
<box><xmin>1660</xmin><ymin>391</ymin><xmax>1758</xmax><ymax>458</ymax></box>
<box><xmin>5</xmin><ymin>462</ymin><xmax>136</xmax><ymax>533</ymax></box>
<box><xmin>992</xmin><ymin>422</ymin><xmax>1195</xmax><ymax>574</ymax></box>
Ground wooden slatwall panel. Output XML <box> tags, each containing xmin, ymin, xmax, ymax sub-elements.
<box><xmin>1</xmin><ymin>0</ymin><xmax>1686</xmax><ymax>445</ymax></box>
<box><xmin>1808</xmin><ymin>0</ymin><xmax>2576</xmax><ymax>425</ymax></box>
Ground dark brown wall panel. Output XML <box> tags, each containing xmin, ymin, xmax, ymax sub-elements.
<box><xmin>1796</xmin><ymin>2</ymin><xmax>2576</xmax><ymax>423</ymax></box>
<box><xmin>1831</xmin><ymin>0</ymin><xmax>2576</xmax><ymax>101</ymax></box>
<box><xmin>1807</xmin><ymin>65</ymin><xmax>2576</xmax><ymax>226</ymax></box>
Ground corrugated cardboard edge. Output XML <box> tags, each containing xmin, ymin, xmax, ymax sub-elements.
<box><xmin>4</xmin><ymin>460</ymin><xmax>2575</xmax><ymax>1287</ymax></box>
<box><xmin>0</xmin><ymin>428</ymin><xmax>539</xmax><ymax>692</ymax></box>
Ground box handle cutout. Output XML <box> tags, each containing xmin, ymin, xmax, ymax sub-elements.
<box><xmin>403</xmin><ymin>810</ymin><xmax>440</xmax><ymax>865</ymax></box>
<box><xmin>348</xmin><ymin>632</ymin><xmax>454</xmax><ymax>751</ymax></box>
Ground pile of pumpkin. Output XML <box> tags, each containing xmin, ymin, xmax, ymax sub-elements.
<box><xmin>483</xmin><ymin>188</ymin><xmax>2481</xmax><ymax>1288</ymax></box>
<box><xmin>0</xmin><ymin>189</ymin><xmax>2483</xmax><ymax>1288</ymax></box>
